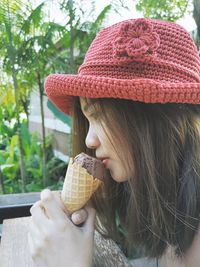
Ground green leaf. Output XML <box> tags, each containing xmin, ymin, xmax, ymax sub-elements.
<box><xmin>0</xmin><ymin>164</ymin><xmax>15</xmax><ymax>171</ymax></box>
<box><xmin>91</xmin><ymin>4</ymin><xmax>112</xmax><ymax>34</ymax></box>
<box><xmin>136</xmin><ymin>0</ymin><xmax>189</xmax><ymax>21</ymax></box>
<box><xmin>0</xmin><ymin>150</ymin><xmax>9</xmax><ymax>164</ymax></box>
<box><xmin>26</xmin><ymin>182</ymin><xmax>43</xmax><ymax>192</ymax></box>
<box><xmin>9</xmin><ymin>135</ymin><xmax>19</xmax><ymax>161</ymax></box>
<box><xmin>21</xmin><ymin>2</ymin><xmax>45</xmax><ymax>34</ymax></box>
<box><xmin>21</xmin><ymin>122</ymin><xmax>31</xmax><ymax>151</ymax></box>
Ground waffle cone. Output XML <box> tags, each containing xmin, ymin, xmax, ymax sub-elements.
<box><xmin>61</xmin><ymin>158</ymin><xmax>103</xmax><ymax>214</ymax></box>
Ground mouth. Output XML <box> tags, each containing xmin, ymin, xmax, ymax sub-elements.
<box><xmin>102</xmin><ymin>158</ymin><xmax>109</xmax><ymax>167</ymax></box>
<box><xmin>97</xmin><ymin>157</ymin><xmax>109</xmax><ymax>167</ymax></box>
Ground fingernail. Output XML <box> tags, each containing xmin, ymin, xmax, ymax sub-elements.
<box><xmin>74</xmin><ymin>214</ymin><xmax>82</xmax><ymax>223</ymax></box>
<box><xmin>41</xmin><ymin>189</ymin><xmax>52</xmax><ymax>201</ymax></box>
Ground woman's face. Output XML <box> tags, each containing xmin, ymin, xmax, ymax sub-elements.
<box><xmin>80</xmin><ymin>97</ymin><xmax>130</xmax><ymax>182</ymax></box>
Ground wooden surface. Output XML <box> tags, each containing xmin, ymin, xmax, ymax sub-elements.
<box><xmin>0</xmin><ymin>216</ymin><xmax>130</xmax><ymax>267</ymax></box>
<box><xmin>0</xmin><ymin>216</ymin><xmax>161</xmax><ymax>267</ymax></box>
<box><xmin>0</xmin><ymin>217</ymin><xmax>36</xmax><ymax>267</ymax></box>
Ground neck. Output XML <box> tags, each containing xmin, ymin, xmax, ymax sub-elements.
<box><xmin>160</xmin><ymin>228</ymin><xmax>200</xmax><ymax>267</ymax></box>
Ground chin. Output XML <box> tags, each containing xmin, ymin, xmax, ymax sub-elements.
<box><xmin>110</xmin><ymin>170</ymin><xmax>128</xmax><ymax>182</ymax></box>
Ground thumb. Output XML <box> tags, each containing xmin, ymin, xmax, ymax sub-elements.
<box><xmin>83</xmin><ymin>205</ymin><xmax>96</xmax><ymax>236</ymax></box>
<box><xmin>71</xmin><ymin>208</ymin><xmax>88</xmax><ymax>225</ymax></box>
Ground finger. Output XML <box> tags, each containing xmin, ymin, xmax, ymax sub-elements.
<box><xmin>28</xmin><ymin>230</ymin><xmax>40</xmax><ymax>257</ymax></box>
<box><xmin>30</xmin><ymin>201</ymin><xmax>49</xmax><ymax>224</ymax></box>
<box><xmin>28</xmin><ymin>219</ymin><xmax>52</xmax><ymax>258</ymax></box>
<box><xmin>29</xmin><ymin>219</ymin><xmax>40</xmax><ymax>240</ymax></box>
<box><xmin>28</xmin><ymin>225</ymin><xmax>43</xmax><ymax>260</ymax></box>
<box><xmin>52</xmin><ymin>191</ymin><xmax>69</xmax><ymax>215</ymax></box>
<box><xmin>40</xmin><ymin>189</ymin><xmax>68</xmax><ymax>220</ymax></box>
<box><xmin>28</xmin><ymin>232</ymin><xmax>46</xmax><ymax>267</ymax></box>
<box><xmin>29</xmin><ymin>217</ymin><xmax>46</xmax><ymax>247</ymax></box>
<box><xmin>83</xmin><ymin>205</ymin><xmax>96</xmax><ymax>235</ymax></box>
<box><xmin>71</xmin><ymin>209</ymin><xmax>88</xmax><ymax>225</ymax></box>
<box><xmin>28</xmin><ymin>231</ymin><xmax>37</xmax><ymax>258</ymax></box>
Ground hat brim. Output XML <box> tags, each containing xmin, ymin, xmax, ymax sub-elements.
<box><xmin>45</xmin><ymin>73</ymin><xmax>200</xmax><ymax>115</ymax></box>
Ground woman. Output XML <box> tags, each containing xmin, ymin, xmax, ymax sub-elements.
<box><xmin>29</xmin><ymin>18</ymin><xmax>200</xmax><ymax>267</ymax></box>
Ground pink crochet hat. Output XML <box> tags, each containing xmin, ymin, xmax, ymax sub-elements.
<box><xmin>45</xmin><ymin>18</ymin><xmax>200</xmax><ymax>115</ymax></box>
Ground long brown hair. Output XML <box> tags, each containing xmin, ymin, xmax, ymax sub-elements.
<box><xmin>72</xmin><ymin>96</ymin><xmax>200</xmax><ymax>259</ymax></box>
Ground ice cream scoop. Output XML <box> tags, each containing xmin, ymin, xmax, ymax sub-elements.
<box><xmin>74</xmin><ymin>153</ymin><xmax>105</xmax><ymax>180</ymax></box>
<box><xmin>61</xmin><ymin>153</ymin><xmax>105</xmax><ymax>214</ymax></box>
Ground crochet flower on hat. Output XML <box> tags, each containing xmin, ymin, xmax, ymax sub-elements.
<box><xmin>113</xmin><ymin>18</ymin><xmax>160</xmax><ymax>62</ymax></box>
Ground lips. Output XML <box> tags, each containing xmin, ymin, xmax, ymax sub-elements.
<box><xmin>102</xmin><ymin>158</ymin><xmax>109</xmax><ymax>167</ymax></box>
<box><xmin>96</xmin><ymin>157</ymin><xmax>109</xmax><ymax>167</ymax></box>
<box><xmin>96</xmin><ymin>157</ymin><xmax>109</xmax><ymax>161</ymax></box>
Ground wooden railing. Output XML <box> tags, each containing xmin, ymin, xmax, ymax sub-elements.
<box><xmin>0</xmin><ymin>192</ymin><xmax>40</xmax><ymax>239</ymax></box>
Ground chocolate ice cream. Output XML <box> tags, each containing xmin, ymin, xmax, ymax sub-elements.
<box><xmin>74</xmin><ymin>153</ymin><xmax>105</xmax><ymax>181</ymax></box>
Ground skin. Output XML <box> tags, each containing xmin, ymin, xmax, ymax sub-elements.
<box><xmin>28</xmin><ymin>97</ymin><xmax>200</xmax><ymax>267</ymax></box>
<box><xmin>79</xmin><ymin>97</ymin><xmax>200</xmax><ymax>267</ymax></box>
<box><xmin>28</xmin><ymin>97</ymin><xmax>132</xmax><ymax>266</ymax></box>
<box><xmin>28</xmin><ymin>189</ymin><xmax>95</xmax><ymax>267</ymax></box>
<box><xmin>80</xmin><ymin>97</ymin><xmax>130</xmax><ymax>182</ymax></box>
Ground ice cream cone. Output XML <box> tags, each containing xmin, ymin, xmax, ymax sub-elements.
<box><xmin>61</xmin><ymin>158</ymin><xmax>103</xmax><ymax>214</ymax></box>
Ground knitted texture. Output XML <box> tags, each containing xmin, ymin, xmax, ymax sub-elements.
<box><xmin>113</xmin><ymin>18</ymin><xmax>160</xmax><ymax>61</ymax></box>
<box><xmin>45</xmin><ymin>18</ymin><xmax>200</xmax><ymax>115</ymax></box>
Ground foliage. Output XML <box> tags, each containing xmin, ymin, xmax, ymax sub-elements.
<box><xmin>57</xmin><ymin>0</ymin><xmax>112</xmax><ymax>73</ymax></box>
<box><xmin>136</xmin><ymin>0</ymin><xmax>191</xmax><ymax>21</ymax></box>
<box><xmin>0</xmin><ymin>118</ymin><xmax>66</xmax><ymax>194</ymax></box>
<box><xmin>0</xmin><ymin>1</ymin><xmax>67</xmax><ymax>188</ymax></box>
<box><xmin>0</xmin><ymin>0</ymin><xmax>36</xmax><ymax>191</ymax></box>
<box><xmin>0</xmin><ymin>0</ymin><xmax>128</xmax><ymax>194</ymax></box>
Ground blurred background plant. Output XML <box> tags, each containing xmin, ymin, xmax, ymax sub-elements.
<box><xmin>0</xmin><ymin>0</ymin><xmax>199</xmax><ymax>262</ymax></box>
<box><xmin>0</xmin><ymin>0</ymin><xmax>199</xmax><ymax>195</ymax></box>
<box><xmin>0</xmin><ymin>0</ymin><xmax>129</xmax><ymax>193</ymax></box>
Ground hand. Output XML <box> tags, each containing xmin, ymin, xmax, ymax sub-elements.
<box><xmin>71</xmin><ymin>208</ymin><xmax>88</xmax><ymax>225</ymax></box>
<box><xmin>28</xmin><ymin>189</ymin><xmax>95</xmax><ymax>267</ymax></box>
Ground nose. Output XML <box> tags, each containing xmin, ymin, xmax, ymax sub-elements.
<box><xmin>85</xmin><ymin>126</ymin><xmax>100</xmax><ymax>149</ymax></box>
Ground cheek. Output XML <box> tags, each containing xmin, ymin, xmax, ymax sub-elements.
<box><xmin>97</xmin><ymin>124</ymin><xmax>132</xmax><ymax>181</ymax></box>
<box><xmin>109</xmin><ymin>160</ymin><xmax>129</xmax><ymax>182</ymax></box>
<box><xmin>110</xmin><ymin>169</ymin><xmax>129</xmax><ymax>182</ymax></box>
<box><xmin>107</xmin><ymin>150</ymin><xmax>134</xmax><ymax>182</ymax></box>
